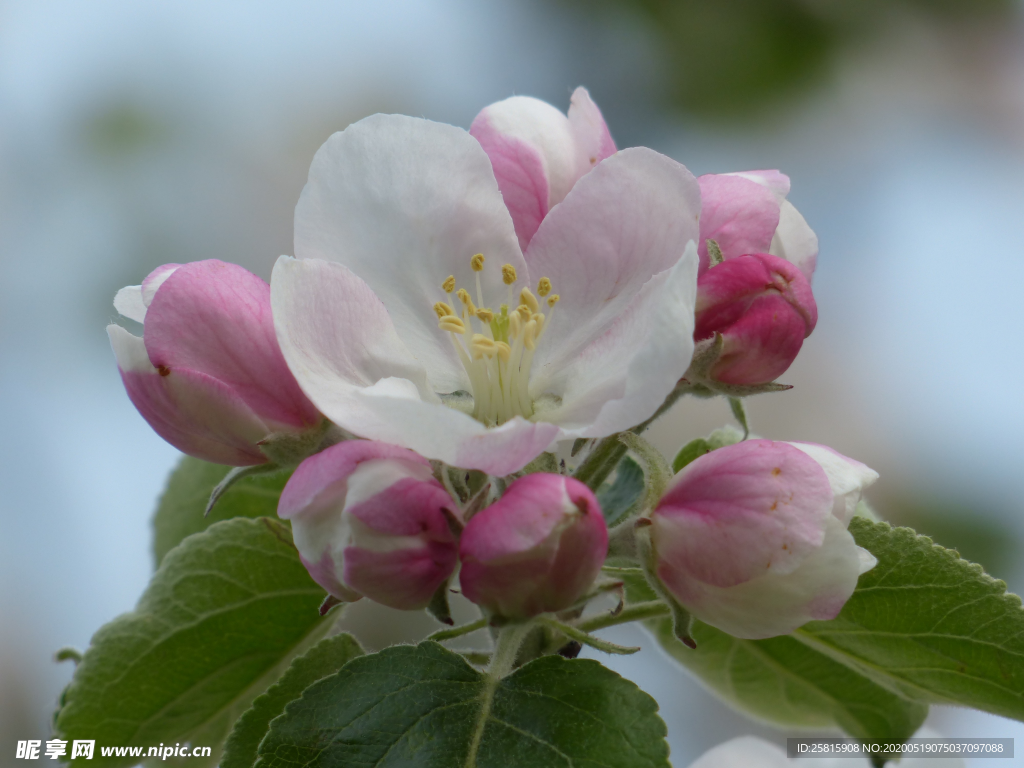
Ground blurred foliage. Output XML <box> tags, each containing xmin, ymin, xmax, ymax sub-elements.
<box><xmin>885</xmin><ymin>496</ymin><xmax>1018</xmax><ymax>580</ymax></box>
<box><xmin>84</xmin><ymin>101</ymin><xmax>168</xmax><ymax>157</ymax></box>
<box><xmin>566</xmin><ymin>0</ymin><xmax>1015</xmax><ymax>118</ymax></box>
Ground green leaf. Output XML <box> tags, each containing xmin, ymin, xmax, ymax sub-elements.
<box><xmin>153</xmin><ymin>456</ymin><xmax>292</xmax><ymax>566</ymax></box>
<box><xmin>794</xmin><ymin>518</ymin><xmax>1024</xmax><ymax>720</ymax></box>
<box><xmin>255</xmin><ymin>641</ymin><xmax>669</xmax><ymax>768</ymax></box>
<box><xmin>623</xmin><ymin>574</ymin><xmax>926</xmax><ymax>743</ymax></box>
<box><xmin>222</xmin><ymin>634</ymin><xmax>363</xmax><ymax>768</ymax></box>
<box><xmin>596</xmin><ymin>456</ymin><xmax>644</xmax><ymax>525</ymax></box>
<box><xmin>55</xmin><ymin>518</ymin><xmax>333</xmax><ymax>768</ymax></box>
<box><xmin>671</xmin><ymin>438</ymin><xmax>712</xmax><ymax>473</ymax></box>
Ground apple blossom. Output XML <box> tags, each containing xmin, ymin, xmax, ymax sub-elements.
<box><xmin>470</xmin><ymin>86</ymin><xmax>617</xmax><ymax>251</ymax></box>
<box><xmin>698</xmin><ymin>170</ymin><xmax>818</xmax><ymax>280</ymax></box>
<box><xmin>271</xmin><ymin>111</ymin><xmax>701</xmax><ymax>476</ymax></box>
<box><xmin>694</xmin><ymin>252</ymin><xmax>818</xmax><ymax>385</ymax></box>
<box><xmin>278</xmin><ymin>440</ymin><xmax>460</xmax><ymax>610</ymax></box>
<box><xmin>107</xmin><ymin>260</ymin><xmax>321</xmax><ymax>466</ymax></box>
<box><xmin>650</xmin><ymin>439</ymin><xmax>878</xmax><ymax>639</ymax></box>
<box><xmin>459</xmin><ymin>473</ymin><xmax>607</xmax><ymax>619</ymax></box>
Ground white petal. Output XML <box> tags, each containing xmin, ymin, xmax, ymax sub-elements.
<box><xmin>770</xmin><ymin>200</ymin><xmax>818</xmax><ymax>281</ymax></box>
<box><xmin>527</xmin><ymin>147</ymin><xmax>701</xmax><ymax>387</ymax></box>
<box><xmin>293</xmin><ymin>114</ymin><xmax>525</xmax><ymax>393</ymax></box>
<box><xmin>537</xmin><ymin>242</ymin><xmax>698</xmax><ymax>437</ymax></box>
<box><xmin>141</xmin><ymin>264</ymin><xmax>181</xmax><ymax>306</ymax></box>
<box><xmin>107</xmin><ymin>323</ymin><xmax>154</xmax><ymax>372</ymax></box>
<box><xmin>113</xmin><ymin>286</ymin><xmax>147</xmax><ymax>324</ymax></box>
<box><xmin>688</xmin><ymin>736</ymin><xmax>790</xmax><ymax>768</ymax></box>
<box><xmin>787</xmin><ymin>442</ymin><xmax>879</xmax><ymax>527</ymax></box>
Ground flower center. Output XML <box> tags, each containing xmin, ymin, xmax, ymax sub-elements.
<box><xmin>433</xmin><ymin>255</ymin><xmax>559</xmax><ymax>427</ymax></box>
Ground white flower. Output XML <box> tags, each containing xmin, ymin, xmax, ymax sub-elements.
<box><xmin>272</xmin><ymin>113</ymin><xmax>700</xmax><ymax>475</ymax></box>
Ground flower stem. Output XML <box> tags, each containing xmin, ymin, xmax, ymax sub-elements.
<box><xmin>537</xmin><ymin>616</ymin><xmax>640</xmax><ymax>655</ymax></box>
<box><xmin>576</xmin><ymin>600</ymin><xmax>670</xmax><ymax>633</ymax></box>
<box><xmin>426</xmin><ymin>617</ymin><xmax>488</xmax><ymax>642</ymax></box>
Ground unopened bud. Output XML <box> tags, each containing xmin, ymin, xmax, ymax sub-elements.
<box><xmin>278</xmin><ymin>441</ymin><xmax>460</xmax><ymax>610</ymax></box>
<box><xmin>693</xmin><ymin>253</ymin><xmax>817</xmax><ymax>386</ymax></box>
<box><xmin>650</xmin><ymin>439</ymin><xmax>877</xmax><ymax>639</ymax></box>
<box><xmin>459</xmin><ymin>474</ymin><xmax>608</xmax><ymax>619</ymax></box>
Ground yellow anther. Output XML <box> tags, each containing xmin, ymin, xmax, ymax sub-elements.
<box><xmin>456</xmin><ymin>288</ymin><xmax>476</xmax><ymax>313</ymax></box>
<box><xmin>516</xmin><ymin>304</ymin><xmax>532</xmax><ymax>321</ymax></box>
<box><xmin>520</xmin><ymin>287</ymin><xmax>540</xmax><ymax>313</ymax></box>
<box><xmin>471</xmin><ymin>253</ymin><xmax>485</xmax><ymax>272</ymax></box>
<box><xmin>439</xmin><ymin>316</ymin><xmax>466</xmax><ymax>334</ymax></box>
<box><xmin>434</xmin><ymin>301</ymin><xmax>454</xmax><ymax>319</ymax></box>
<box><xmin>502</xmin><ymin>263</ymin><xmax>517</xmax><ymax>285</ymax></box>
<box><xmin>470</xmin><ymin>334</ymin><xmax>496</xmax><ymax>359</ymax></box>
<box><xmin>495</xmin><ymin>341</ymin><xmax>511</xmax><ymax>363</ymax></box>
<box><xmin>442</xmin><ymin>275</ymin><xmax>456</xmax><ymax>293</ymax></box>
<box><xmin>523</xmin><ymin>319</ymin><xmax>539</xmax><ymax>350</ymax></box>
<box><xmin>537</xmin><ymin>277</ymin><xmax>552</xmax><ymax>297</ymax></box>
<box><xmin>547</xmin><ymin>294</ymin><xmax>560</xmax><ymax>308</ymax></box>
<box><xmin>509</xmin><ymin>310</ymin><xmax>522</xmax><ymax>338</ymax></box>
<box><xmin>532</xmin><ymin>313</ymin><xmax>545</xmax><ymax>335</ymax></box>
<box><xmin>475</xmin><ymin>307</ymin><xmax>494</xmax><ymax>323</ymax></box>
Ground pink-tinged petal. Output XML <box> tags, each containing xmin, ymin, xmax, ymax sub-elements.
<box><xmin>294</xmin><ymin>114</ymin><xmax>524</xmax><ymax>393</ymax></box>
<box><xmin>728</xmin><ymin>170</ymin><xmax>791</xmax><ymax>200</ymax></box>
<box><xmin>654</xmin><ymin>440</ymin><xmax>834</xmax><ymax>588</ymax></box>
<box><xmin>470</xmin><ymin>107</ymin><xmax>551</xmax><ymax>252</ymax></box>
<box><xmin>567</xmin><ymin>86</ymin><xmax>617</xmax><ymax>176</ymax></box>
<box><xmin>536</xmin><ymin>242</ymin><xmax>698</xmax><ymax>437</ymax></box>
<box><xmin>771</xmin><ymin>200</ymin><xmax>818</xmax><ymax>282</ymax></box>
<box><xmin>688</xmin><ymin>736</ymin><xmax>791</xmax><ymax>768</ymax></box>
<box><xmin>300</xmin><ymin>549</ymin><xmax>362</xmax><ymax>603</ymax></box>
<box><xmin>272</xmin><ymin>257</ymin><xmax>559</xmax><ymax>475</ymax></box>
<box><xmin>787</xmin><ymin>442</ymin><xmax>879</xmax><ymax>526</ymax></box>
<box><xmin>659</xmin><ymin>516</ymin><xmax>870</xmax><ymax>639</ymax></box>
<box><xmin>460</xmin><ymin>474</ymin><xmax>607</xmax><ymax>619</ymax></box>
<box><xmin>697</xmin><ymin>174</ymin><xmax>780</xmax><ymax>272</ymax></box>
<box><xmin>343</xmin><ymin>542</ymin><xmax>457</xmax><ymax>611</ymax></box>
<box><xmin>109</xmin><ymin>324</ymin><xmax>270</xmax><ymax>466</ymax></box>
<box><xmin>113</xmin><ymin>285</ymin><xmax>147</xmax><ymax>323</ymax></box>
<box><xmin>528</xmin><ymin>147</ymin><xmax>701</xmax><ymax>376</ymax></box>
<box><xmin>278</xmin><ymin>440</ymin><xmax>428</xmax><ymax>520</ymax></box>
<box><xmin>141</xmin><ymin>263</ymin><xmax>181</xmax><ymax>307</ymax></box>
<box><xmin>144</xmin><ymin>260</ymin><xmax>319</xmax><ymax>432</ymax></box>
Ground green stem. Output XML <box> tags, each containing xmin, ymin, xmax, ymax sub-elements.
<box><xmin>466</xmin><ymin>623</ymin><xmax>532</xmax><ymax>768</ymax></box>
<box><xmin>537</xmin><ymin>617</ymin><xmax>640</xmax><ymax>655</ymax></box>
<box><xmin>576</xmin><ymin>600</ymin><xmax>670</xmax><ymax>633</ymax></box>
<box><xmin>426</xmin><ymin>617</ymin><xmax>488</xmax><ymax>642</ymax></box>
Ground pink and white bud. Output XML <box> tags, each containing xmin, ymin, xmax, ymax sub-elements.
<box><xmin>278</xmin><ymin>440</ymin><xmax>460</xmax><ymax>610</ymax></box>
<box><xmin>470</xmin><ymin>86</ymin><xmax>616</xmax><ymax>251</ymax></box>
<box><xmin>107</xmin><ymin>260</ymin><xmax>320</xmax><ymax>466</ymax></box>
<box><xmin>694</xmin><ymin>252</ymin><xmax>817</xmax><ymax>385</ymax></box>
<box><xmin>698</xmin><ymin>170</ymin><xmax>818</xmax><ymax>281</ymax></box>
<box><xmin>459</xmin><ymin>474</ymin><xmax>608</xmax><ymax>620</ymax></box>
<box><xmin>650</xmin><ymin>439</ymin><xmax>878</xmax><ymax>640</ymax></box>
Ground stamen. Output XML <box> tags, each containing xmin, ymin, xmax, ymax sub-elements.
<box><xmin>509</xmin><ymin>310</ymin><xmax>522</xmax><ymax>338</ymax></box>
<box><xmin>439</xmin><ymin>316</ymin><xmax>466</xmax><ymax>334</ymax></box>
<box><xmin>475</xmin><ymin>308</ymin><xmax>494</xmax><ymax>323</ymax></box>
<box><xmin>442</xmin><ymin>275</ymin><xmax>456</xmax><ymax>294</ymax></box>
<box><xmin>471</xmin><ymin>254</ymin><xmax>485</xmax><ymax>271</ymax></box>
<box><xmin>516</xmin><ymin>304</ymin><xmax>531</xmax><ymax>321</ymax></box>
<box><xmin>537</xmin><ymin>277</ymin><xmax>551</xmax><ymax>297</ymax></box>
<box><xmin>470</xmin><ymin>334</ymin><xmax>496</xmax><ymax>359</ymax></box>
<box><xmin>456</xmin><ymin>288</ymin><xmax>476</xmax><ymax>315</ymax></box>
<box><xmin>495</xmin><ymin>341</ymin><xmax>511</xmax><ymax>363</ymax></box>
<box><xmin>520</xmin><ymin>287</ymin><xmax>540</xmax><ymax>313</ymax></box>
<box><xmin>434</xmin><ymin>301</ymin><xmax>454</xmax><ymax>319</ymax></box>
<box><xmin>502</xmin><ymin>264</ymin><xmax>517</xmax><ymax>284</ymax></box>
<box><xmin>547</xmin><ymin>294</ymin><xmax>559</xmax><ymax>308</ymax></box>
<box><xmin>523</xmin><ymin>319</ymin><xmax>539</xmax><ymax>350</ymax></box>
<box><xmin>532</xmin><ymin>313</ymin><xmax>545</xmax><ymax>336</ymax></box>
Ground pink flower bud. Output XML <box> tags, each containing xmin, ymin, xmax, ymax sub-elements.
<box><xmin>107</xmin><ymin>260</ymin><xmax>320</xmax><ymax>465</ymax></box>
<box><xmin>698</xmin><ymin>171</ymin><xmax>818</xmax><ymax>281</ymax></box>
<box><xmin>694</xmin><ymin>252</ymin><xmax>817</xmax><ymax>385</ymax></box>
<box><xmin>459</xmin><ymin>474</ymin><xmax>608</xmax><ymax>619</ymax></box>
<box><xmin>278</xmin><ymin>440</ymin><xmax>460</xmax><ymax>610</ymax></box>
<box><xmin>650</xmin><ymin>439</ymin><xmax>877</xmax><ymax>639</ymax></box>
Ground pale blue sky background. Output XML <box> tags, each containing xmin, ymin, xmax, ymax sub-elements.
<box><xmin>2</xmin><ymin>2</ymin><xmax>1024</xmax><ymax>765</ymax></box>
